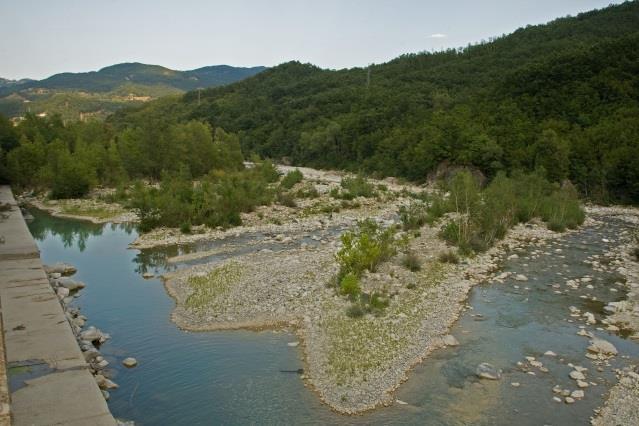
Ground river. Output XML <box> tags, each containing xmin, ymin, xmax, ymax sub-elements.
<box><xmin>27</xmin><ymin>208</ymin><xmax>639</xmax><ymax>425</ymax></box>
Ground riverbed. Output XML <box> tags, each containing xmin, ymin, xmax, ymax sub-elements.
<box><xmin>27</xmin><ymin>208</ymin><xmax>639</xmax><ymax>425</ymax></box>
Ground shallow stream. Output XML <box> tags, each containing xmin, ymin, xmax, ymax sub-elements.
<box><xmin>28</xmin><ymin>209</ymin><xmax>639</xmax><ymax>425</ymax></box>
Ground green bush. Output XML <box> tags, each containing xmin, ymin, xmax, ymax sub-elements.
<box><xmin>180</xmin><ymin>221</ymin><xmax>192</xmax><ymax>234</ymax></box>
<box><xmin>339</xmin><ymin>273</ymin><xmax>361</xmax><ymax>297</ymax></box>
<box><xmin>336</xmin><ymin>219</ymin><xmax>397</xmax><ymax>279</ymax></box>
<box><xmin>339</xmin><ymin>175</ymin><xmax>376</xmax><ymax>199</ymax></box>
<box><xmin>280</xmin><ymin>169</ymin><xmax>304</xmax><ymax>189</ymax></box>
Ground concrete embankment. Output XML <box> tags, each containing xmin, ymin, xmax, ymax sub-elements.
<box><xmin>0</xmin><ymin>186</ymin><xmax>116</xmax><ymax>425</ymax></box>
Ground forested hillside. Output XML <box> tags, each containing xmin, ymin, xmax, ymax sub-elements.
<box><xmin>1</xmin><ymin>2</ymin><xmax>638</xmax><ymax>204</ymax></box>
<box><xmin>111</xmin><ymin>1</ymin><xmax>639</xmax><ymax>203</ymax></box>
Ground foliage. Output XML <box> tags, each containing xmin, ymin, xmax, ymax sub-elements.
<box><xmin>435</xmin><ymin>170</ymin><xmax>585</xmax><ymax>254</ymax></box>
<box><xmin>335</xmin><ymin>219</ymin><xmax>397</xmax><ymax>280</ymax></box>
<box><xmin>100</xmin><ymin>2</ymin><xmax>639</xmax><ymax>205</ymax></box>
<box><xmin>338</xmin><ymin>175</ymin><xmax>376</xmax><ymax>199</ymax></box>
<box><xmin>129</xmin><ymin>163</ymin><xmax>276</xmax><ymax>232</ymax></box>
<box><xmin>280</xmin><ymin>169</ymin><xmax>304</xmax><ymax>189</ymax></box>
<box><xmin>339</xmin><ymin>273</ymin><xmax>361</xmax><ymax>297</ymax></box>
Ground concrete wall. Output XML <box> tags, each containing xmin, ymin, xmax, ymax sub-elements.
<box><xmin>0</xmin><ymin>186</ymin><xmax>116</xmax><ymax>426</ymax></box>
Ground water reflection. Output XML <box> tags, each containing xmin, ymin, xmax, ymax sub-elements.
<box><xmin>29</xmin><ymin>208</ymin><xmax>106</xmax><ymax>251</ymax></box>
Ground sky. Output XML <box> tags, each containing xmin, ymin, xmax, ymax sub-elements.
<box><xmin>0</xmin><ymin>0</ymin><xmax>625</xmax><ymax>80</ymax></box>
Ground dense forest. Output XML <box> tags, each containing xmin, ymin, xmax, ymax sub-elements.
<box><xmin>1</xmin><ymin>1</ymin><xmax>638</xmax><ymax>204</ymax></box>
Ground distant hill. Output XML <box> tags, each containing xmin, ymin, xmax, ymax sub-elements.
<box><xmin>0</xmin><ymin>63</ymin><xmax>266</xmax><ymax>120</ymax></box>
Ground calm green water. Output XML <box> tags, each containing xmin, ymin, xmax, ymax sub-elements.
<box><xmin>28</xmin><ymin>209</ymin><xmax>639</xmax><ymax>425</ymax></box>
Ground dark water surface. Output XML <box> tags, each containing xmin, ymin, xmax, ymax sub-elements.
<box><xmin>28</xmin><ymin>209</ymin><xmax>639</xmax><ymax>425</ymax></box>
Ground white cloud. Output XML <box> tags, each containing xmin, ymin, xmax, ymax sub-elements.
<box><xmin>429</xmin><ymin>33</ymin><xmax>447</xmax><ymax>39</ymax></box>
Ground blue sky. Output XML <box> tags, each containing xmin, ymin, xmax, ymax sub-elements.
<box><xmin>0</xmin><ymin>0</ymin><xmax>624</xmax><ymax>80</ymax></box>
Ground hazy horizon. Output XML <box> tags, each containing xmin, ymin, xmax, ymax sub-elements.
<box><xmin>0</xmin><ymin>0</ymin><xmax>625</xmax><ymax>80</ymax></box>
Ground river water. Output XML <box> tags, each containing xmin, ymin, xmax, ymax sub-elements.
<box><xmin>27</xmin><ymin>209</ymin><xmax>639</xmax><ymax>425</ymax></box>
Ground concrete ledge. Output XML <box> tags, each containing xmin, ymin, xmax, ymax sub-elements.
<box><xmin>0</xmin><ymin>186</ymin><xmax>116</xmax><ymax>426</ymax></box>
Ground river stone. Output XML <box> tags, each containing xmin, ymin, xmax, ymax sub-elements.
<box><xmin>515</xmin><ymin>274</ymin><xmax>528</xmax><ymax>282</ymax></box>
<box><xmin>101</xmin><ymin>390</ymin><xmax>110</xmax><ymax>401</ymax></box>
<box><xmin>122</xmin><ymin>357</ymin><xmax>138</xmax><ymax>368</ymax></box>
<box><xmin>57</xmin><ymin>277</ymin><xmax>85</xmax><ymax>291</ymax></box>
<box><xmin>544</xmin><ymin>351</ymin><xmax>557</xmax><ymax>357</ymax></box>
<box><xmin>287</xmin><ymin>341</ymin><xmax>300</xmax><ymax>347</ymax></box>
<box><xmin>80</xmin><ymin>327</ymin><xmax>102</xmax><ymax>342</ymax></box>
<box><xmin>587</xmin><ymin>338</ymin><xmax>618</xmax><ymax>355</ymax></box>
<box><xmin>571</xmin><ymin>390</ymin><xmax>585</xmax><ymax>399</ymax></box>
<box><xmin>442</xmin><ymin>335</ymin><xmax>459</xmax><ymax>347</ymax></box>
<box><xmin>476</xmin><ymin>363</ymin><xmax>501</xmax><ymax>380</ymax></box>
<box><xmin>96</xmin><ymin>359</ymin><xmax>109</xmax><ymax>369</ymax></box>
<box><xmin>142</xmin><ymin>272</ymin><xmax>154</xmax><ymax>279</ymax></box>
<box><xmin>44</xmin><ymin>262</ymin><xmax>77</xmax><ymax>276</ymax></box>
<box><xmin>577</xmin><ymin>380</ymin><xmax>589</xmax><ymax>388</ymax></box>
<box><xmin>56</xmin><ymin>287</ymin><xmax>70</xmax><ymax>298</ymax></box>
<box><xmin>570</xmin><ymin>370</ymin><xmax>586</xmax><ymax>381</ymax></box>
<box><xmin>102</xmin><ymin>379</ymin><xmax>119</xmax><ymax>389</ymax></box>
<box><xmin>584</xmin><ymin>312</ymin><xmax>596</xmax><ymax>325</ymax></box>
<box><xmin>565</xmin><ymin>397</ymin><xmax>575</xmax><ymax>404</ymax></box>
<box><xmin>95</xmin><ymin>374</ymin><xmax>106</xmax><ymax>387</ymax></box>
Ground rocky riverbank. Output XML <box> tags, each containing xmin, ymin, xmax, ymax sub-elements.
<box><xmin>163</xmin><ymin>214</ymin><xmax>562</xmax><ymax>414</ymax></box>
<box><xmin>43</xmin><ymin>262</ymin><xmax>138</xmax><ymax>407</ymax></box>
<box><xmin>586</xmin><ymin>206</ymin><xmax>639</xmax><ymax>424</ymax></box>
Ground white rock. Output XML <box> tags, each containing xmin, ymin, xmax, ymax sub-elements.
<box><xmin>571</xmin><ymin>390</ymin><xmax>584</xmax><ymax>399</ymax></box>
<box><xmin>122</xmin><ymin>357</ymin><xmax>138</xmax><ymax>368</ymax></box>
<box><xmin>570</xmin><ymin>370</ymin><xmax>586</xmax><ymax>381</ymax></box>
<box><xmin>287</xmin><ymin>341</ymin><xmax>300</xmax><ymax>347</ymax></box>
<box><xmin>515</xmin><ymin>274</ymin><xmax>528</xmax><ymax>282</ymax></box>
<box><xmin>587</xmin><ymin>338</ymin><xmax>618</xmax><ymax>355</ymax></box>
